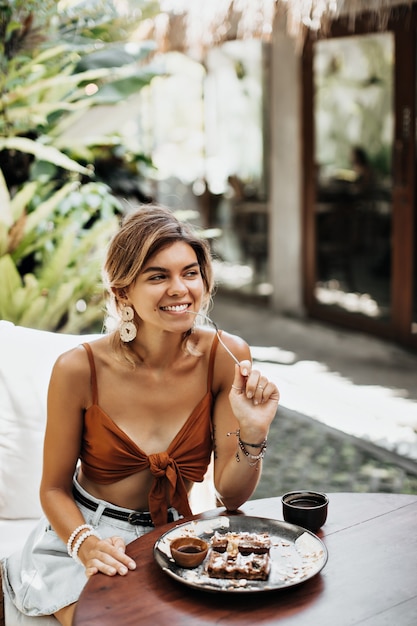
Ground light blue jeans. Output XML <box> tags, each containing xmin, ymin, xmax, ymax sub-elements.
<box><xmin>1</xmin><ymin>475</ymin><xmax>180</xmax><ymax>617</ymax></box>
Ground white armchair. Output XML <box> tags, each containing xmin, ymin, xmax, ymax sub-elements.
<box><xmin>0</xmin><ymin>321</ymin><xmax>215</xmax><ymax>626</ymax></box>
<box><xmin>0</xmin><ymin>322</ymin><xmax>100</xmax><ymax>626</ymax></box>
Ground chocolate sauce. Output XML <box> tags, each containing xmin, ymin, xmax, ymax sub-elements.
<box><xmin>176</xmin><ymin>545</ymin><xmax>202</xmax><ymax>554</ymax></box>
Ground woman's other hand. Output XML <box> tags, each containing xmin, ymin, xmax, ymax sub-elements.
<box><xmin>82</xmin><ymin>535</ymin><xmax>137</xmax><ymax>578</ymax></box>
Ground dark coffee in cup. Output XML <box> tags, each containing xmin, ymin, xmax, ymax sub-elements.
<box><xmin>282</xmin><ymin>491</ymin><xmax>328</xmax><ymax>532</ymax></box>
<box><xmin>288</xmin><ymin>495</ymin><xmax>323</xmax><ymax>508</ymax></box>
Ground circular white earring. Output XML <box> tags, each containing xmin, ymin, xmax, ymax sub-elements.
<box><xmin>119</xmin><ymin>305</ymin><xmax>137</xmax><ymax>342</ymax></box>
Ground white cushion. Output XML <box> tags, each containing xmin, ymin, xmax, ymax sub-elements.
<box><xmin>0</xmin><ymin>322</ymin><xmax>100</xmax><ymax>520</ymax></box>
<box><xmin>0</xmin><ymin>519</ymin><xmax>39</xmax><ymax>559</ymax></box>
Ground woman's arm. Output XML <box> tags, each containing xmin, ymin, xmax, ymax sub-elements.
<box><xmin>211</xmin><ymin>332</ymin><xmax>280</xmax><ymax>512</ymax></box>
<box><xmin>40</xmin><ymin>346</ymin><xmax>136</xmax><ymax>577</ymax></box>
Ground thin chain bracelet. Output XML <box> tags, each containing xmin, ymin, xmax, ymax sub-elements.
<box><xmin>238</xmin><ymin>432</ymin><xmax>267</xmax><ymax>449</ymax></box>
<box><xmin>71</xmin><ymin>528</ymin><xmax>102</xmax><ymax>564</ymax></box>
<box><xmin>237</xmin><ymin>437</ymin><xmax>267</xmax><ymax>467</ymax></box>
<box><xmin>227</xmin><ymin>429</ymin><xmax>268</xmax><ymax>450</ymax></box>
<box><xmin>67</xmin><ymin>524</ymin><xmax>93</xmax><ymax>557</ymax></box>
<box><xmin>227</xmin><ymin>430</ymin><xmax>267</xmax><ymax>468</ymax></box>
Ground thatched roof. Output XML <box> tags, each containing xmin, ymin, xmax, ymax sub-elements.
<box><xmin>134</xmin><ymin>0</ymin><xmax>414</xmax><ymax>57</ymax></box>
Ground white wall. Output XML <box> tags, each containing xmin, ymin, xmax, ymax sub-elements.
<box><xmin>268</xmin><ymin>24</ymin><xmax>304</xmax><ymax>316</ymax></box>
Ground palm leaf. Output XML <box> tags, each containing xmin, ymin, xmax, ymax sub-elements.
<box><xmin>38</xmin><ymin>228</ymin><xmax>77</xmax><ymax>288</ymax></box>
<box><xmin>12</xmin><ymin>275</ymin><xmax>41</xmax><ymax>320</ymax></box>
<box><xmin>0</xmin><ymin>138</ymin><xmax>92</xmax><ymax>176</ymax></box>
<box><xmin>4</xmin><ymin>66</ymin><xmax>116</xmax><ymax>105</ymax></box>
<box><xmin>11</xmin><ymin>44</ymin><xmax>69</xmax><ymax>79</ymax></box>
<box><xmin>0</xmin><ymin>169</ymin><xmax>12</xmax><ymax>227</ymax></box>
<box><xmin>61</xmin><ymin>305</ymin><xmax>104</xmax><ymax>334</ymax></box>
<box><xmin>10</xmin><ymin>181</ymin><xmax>38</xmax><ymax>222</ymax></box>
<box><xmin>92</xmin><ymin>72</ymin><xmax>156</xmax><ymax>104</ymax></box>
<box><xmin>0</xmin><ymin>222</ymin><xmax>9</xmax><ymax>257</ymax></box>
<box><xmin>6</xmin><ymin>99</ymin><xmax>91</xmax><ymax>126</ymax></box>
<box><xmin>9</xmin><ymin>182</ymin><xmax>79</xmax><ymax>260</ymax></box>
<box><xmin>75</xmin><ymin>41</ymin><xmax>156</xmax><ymax>71</ymax></box>
<box><xmin>74</xmin><ymin>215</ymin><xmax>118</xmax><ymax>260</ymax></box>
<box><xmin>37</xmin><ymin>279</ymin><xmax>80</xmax><ymax>330</ymax></box>
<box><xmin>18</xmin><ymin>294</ymin><xmax>49</xmax><ymax>328</ymax></box>
<box><xmin>23</xmin><ymin>182</ymin><xmax>80</xmax><ymax>235</ymax></box>
<box><xmin>0</xmin><ymin>255</ymin><xmax>23</xmax><ymax>319</ymax></box>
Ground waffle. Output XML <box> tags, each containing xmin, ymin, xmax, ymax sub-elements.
<box><xmin>206</xmin><ymin>532</ymin><xmax>271</xmax><ymax>580</ymax></box>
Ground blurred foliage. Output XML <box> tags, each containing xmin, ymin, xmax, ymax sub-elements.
<box><xmin>0</xmin><ymin>176</ymin><xmax>121</xmax><ymax>332</ymax></box>
<box><xmin>0</xmin><ymin>0</ymin><xmax>160</xmax><ymax>332</ymax></box>
<box><xmin>314</xmin><ymin>33</ymin><xmax>393</xmax><ymax>178</ymax></box>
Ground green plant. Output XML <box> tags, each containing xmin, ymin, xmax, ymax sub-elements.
<box><xmin>0</xmin><ymin>174</ymin><xmax>121</xmax><ymax>332</ymax></box>
<box><xmin>0</xmin><ymin>0</ymin><xmax>160</xmax><ymax>331</ymax></box>
<box><xmin>0</xmin><ymin>0</ymin><xmax>158</xmax><ymax>178</ymax></box>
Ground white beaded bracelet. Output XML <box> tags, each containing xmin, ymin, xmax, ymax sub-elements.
<box><xmin>71</xmin><ymin>529</ymin><xmax>102</xmax><ymax>564</ymax></box>
<box><xmin>67</xmin><ymin>524</ymin><xmax>93</xmax><ymax>557</ymax></box>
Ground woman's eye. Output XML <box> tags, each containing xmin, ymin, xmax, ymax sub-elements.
<box><xmin>149</xmin><ymin>274</ymin><xmax>165</xmax><ymax>281</ymax></box>
<box><xmin>185</xmin><ymin>270</ymin><xmax>199</xmax><ymax>278</ymax></box>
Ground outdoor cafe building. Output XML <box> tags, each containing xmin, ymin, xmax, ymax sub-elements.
<box><xmin>159</xmin><ymin>1</ymin><xmax>417</xmax><ymax>352</ymax></box>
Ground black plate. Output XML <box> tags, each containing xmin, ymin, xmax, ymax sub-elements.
<box><xmin>153</xmin><ymin>515</ymin><xmax>327</xmax><ymax>593</ymax></box>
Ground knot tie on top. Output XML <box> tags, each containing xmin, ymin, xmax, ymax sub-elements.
<box><xmin>148</xmin><ymin>452</ymin><xmax>192</xmax><ymax>526</ymax></box>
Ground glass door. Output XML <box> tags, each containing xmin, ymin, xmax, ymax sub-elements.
<box><xmin>303</xmin><ymin>10</ymin><xmax>417</xmax><ymax>349</ymax></box>
<box><xmin>314</xmin><ymin>33</ymin><xmax>394</xmax><ymax>321</ymax></box>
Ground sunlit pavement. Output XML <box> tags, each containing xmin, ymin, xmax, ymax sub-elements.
<box><xmin>253</xmin><ymin>357</ymin><xmax>417</xmax><ymax>463</ymax></box>
<box><xmin>211</xmin><ymin>292</ymin><xmax>417</xmax><ymax>496</ymax></box>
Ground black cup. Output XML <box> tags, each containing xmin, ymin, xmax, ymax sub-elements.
<box><xmin>282</xmin><ymin>490</ymin><xmax>328</xmax><ymax>532</ymax></box>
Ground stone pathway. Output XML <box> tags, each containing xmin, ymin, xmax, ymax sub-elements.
<box><xmin>254</xmin><ymin>354</ymin><xmax>417</xmax><ymax>463</ymax></box>
<box><xmin>253</xmin><ymin>406</ymin><xmax>417</xmax><ymax>501</ymax></box>
<box><xmin>210</xmin><ymin>293</ymin><xmax>417</xmax><ymax>498</ymax></box>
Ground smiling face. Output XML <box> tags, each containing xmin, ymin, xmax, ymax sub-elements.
<box><xmin>103</xmin><ymin>206</ymin><xmax>214</xmax><ymax>338</ymax></box>
<box><xmin>127</xmin><ymin>241</ymin><xmax>205</xmax><ymax>333</ymax></box>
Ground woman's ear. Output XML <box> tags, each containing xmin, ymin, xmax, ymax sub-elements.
<box><xmin>112</xmin><ymin>288</ymin><xmax>128</xmax><ymax>302</ymax></box>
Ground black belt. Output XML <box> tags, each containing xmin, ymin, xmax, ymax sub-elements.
<box><xmin>73</xmin><ymin>487</ymin><xmax>175</xmax><ymax>526</ymax></box>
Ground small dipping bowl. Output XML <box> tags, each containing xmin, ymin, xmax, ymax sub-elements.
<box><xmin>170</xmin><ymin>536</ymin><xmax>208</xmax><ymax>568</ymax></box>
<box><xmin>282</xmin><ymin>490</ymin><xmax>329</xmax><ymax>532</ymax></box>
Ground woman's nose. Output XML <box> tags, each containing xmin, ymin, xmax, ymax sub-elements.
<box><xmin>167</xmin><ymin>276</ymin><xmax>187</xmax><ymax>295</ymax></box>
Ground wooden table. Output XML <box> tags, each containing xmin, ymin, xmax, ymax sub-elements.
<box><xmin>74</xmin><ymin>493</ymin><xmax>417</xmax><ymax>625</ymax></box>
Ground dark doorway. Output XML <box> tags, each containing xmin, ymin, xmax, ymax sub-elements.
<box><xmin>303</xmin><ymin>6</ymin><xmax>417</xmax><ymax>350</ymax></box>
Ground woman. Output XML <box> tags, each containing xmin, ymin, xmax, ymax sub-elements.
<box><xmin>2</xmin><ymin>205</ymin><xmax>279</xmax><ymax>625</ymax></box>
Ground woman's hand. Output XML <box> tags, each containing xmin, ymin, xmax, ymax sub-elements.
<box><xmin>81</xmin><ymin>535</ymin><xmax>137</xmax><ymax>578</ymax></box>
<box><xmin>228</xmin><ymin>360</ymin><xmax>280</xmax><ymax>440</ymax></box>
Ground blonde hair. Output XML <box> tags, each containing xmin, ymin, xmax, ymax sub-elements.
<box><xmin>102</xmin><ymin>204</ymin><xmax>214</xmax><ymax>363</ymax></box>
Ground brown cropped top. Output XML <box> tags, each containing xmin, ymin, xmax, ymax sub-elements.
<box><xmin>79</xmin><ymin>335</ymin><xmax>219</xmax><ymax>526</ymax></box>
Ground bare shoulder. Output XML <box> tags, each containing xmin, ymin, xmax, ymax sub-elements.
<box><xmin>49</xmin><ymin>336</ymin><xmax>111</xmax><ymax>409</ymax></box>
<box><xmin>51</xmin><ymin>336</ymin><xmax>108</xmax><ymax>384</ymax></box>
<box><xmin>207</xmin><ymin>328</ymin><xmax>251</xmax><ymax>392</ymax></box>
<box><xmin>216</xmin><ymin>329</ymin><xmax>251</xmax><ymax>362</ymax></box>
<box><xmin>193</xmin><ymin>326</ymin><xmax>249</xmax><ymax>359</ymax></box>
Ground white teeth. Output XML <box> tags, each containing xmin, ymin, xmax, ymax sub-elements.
<box><xmin>161</xmin><ymin>305</ymin><xmax>189</xmax><ymax>312</ymax></box>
